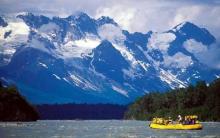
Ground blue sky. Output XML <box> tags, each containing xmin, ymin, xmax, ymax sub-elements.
<box><xmin>0</xmin><ymin>0</ymin><xmax>220</xmax><ymax>39</ymax></box>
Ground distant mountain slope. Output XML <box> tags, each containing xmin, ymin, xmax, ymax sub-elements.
<box><xmin>0</xmin><ymin>12</ymin><xmax>219</xmax><ymax>104</ymax></box>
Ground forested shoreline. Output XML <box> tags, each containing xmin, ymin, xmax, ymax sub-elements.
<box><xmin>0</xmin><ymin>82</ymin><xmax>39</xmax><ymax>121</ymax></box>
<box><xmin>37</xmin><ymin>104</ymin><xmax>127</xmax><ymax>120</ymax></box>
<box><xmin>124</xmin><ymin>78</ymin><xmax>220</xmax><ymax>121</ymax></box>
<box><xmin>1</xmin><ymin>78</ymin><xmax>220</xmax><ymax>121</ymax></box>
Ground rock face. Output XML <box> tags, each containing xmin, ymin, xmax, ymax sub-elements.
<box><xmin>0</xmin><ymin>83</ymin><xmax>39</xmax><ymax>121</ymax></box>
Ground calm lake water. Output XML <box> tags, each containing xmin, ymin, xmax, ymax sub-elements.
<box><xmin>0</xmin><ymin>120</ymin><xmax>220</xmax><ymax>138</ymax></box>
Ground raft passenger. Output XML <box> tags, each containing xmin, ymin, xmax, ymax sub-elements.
<box><xmin>168</xmin><ymin>117</ymin><xmax>173</xmax><ymax>124</ymax></box>
<box><xmin>177</xmin><ymin>115</ymin><xmax>183</xmax><ymax>124</ymax></box>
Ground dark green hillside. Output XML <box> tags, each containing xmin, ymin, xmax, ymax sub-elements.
<box><xmin>0</xmin><ymin>82</ymin><xmax>39</xmax><ymax>121</ymax></box>
<box><xmin>124</xmin><ymin>79</ymin><xmax>220</xmax><ymax>121</ymax></box>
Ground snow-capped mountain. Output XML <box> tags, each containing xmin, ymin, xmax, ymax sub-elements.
<box><xmin>0</xmin><ymin>12</ymin><xmax>219</xmax><ymax>104</ymax></box>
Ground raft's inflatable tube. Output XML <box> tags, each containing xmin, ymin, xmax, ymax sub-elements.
<box><xmin>149</xmin><ymin>123</ymin><xmax>202</xmax><ymax>130</ymax></box>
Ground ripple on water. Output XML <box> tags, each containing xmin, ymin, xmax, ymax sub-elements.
<box><xmin>0</xmin><ymin>121</ymin><xmax>220</xmax><ymax>138</ymax></box>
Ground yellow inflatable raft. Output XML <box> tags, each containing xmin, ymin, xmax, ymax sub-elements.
<box><xmin>149</xmin><ymin>116</ymin><xmax>202</xmax><ymax>130</ymax></box>
<box><xmin>149</xmin><ymin>123</ymin><xmax>202</xmax><ymax>130</ymax></box>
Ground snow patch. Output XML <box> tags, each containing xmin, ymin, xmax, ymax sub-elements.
<box><xmin>52</xmin><ymin>74</ymin><xmax>61</xmax><ymax>80</ymax></box>
<box><xmin>112</xmin><ymin>85</ymin><xmax>128</xmax><ymax>97</ymax></box>
<box><xmin>63</xmin><ymin>78</ymin><xmax>71</xmax><ymax>84</ymax></box>
<box><xmin>39</xmin><ymin>62</ymin><xmax>48</xmax><ymax>68</ymax></box>
<box><xmin>181</xmin><ymin>68</ymin><xmax>186</xmax><ymax>73</ymax></box>
<box><xmin>0</xmin><ymin>21</ymin><xmax>29</xmax><ymax>42</ymax></box>
<box><xmin>138</xmin><ymin>61</ymin><xmax>150</xmax><ymax>71</ymax></box>
<box><xmin>70</xmin><ymin>73</ymin><xmax>99</xmax><ymax>91</ymax></box>
<box><xmin>0</xmin><ymin>20</ymin><xmax>30</xmax><ymax>64</ymax></box>
<box><xmin>159</xmin><ymin>69</ymin><xmax>187</xmax><ymax>89</ymax></box>
<box><xmin>0</xmin><ymin>47</ymin><xmax>15</xmax><ymax>55</ymax></box>
<box><xmin>58</xmin><ymin>37</ymin><xmax>101</xmax><ymax>58</ymax></box>
<box><xmin>70</xmin><ymin>74</ymin><xmax>84</xmax><ymax>86</ymax></box>
<box><xmin>73</xmin><ymin>37</ymin><xmax>100</xmax><ymax>48</ymax></box>
<box><xmin>112</xmin><ymin>43</ymin><xmax>138</xmax><ymax>68</ymax></box>
<box><xmin>122</xmin><ymin>68</ymin><xmax>138</xmax><ymax>79</ymax></box>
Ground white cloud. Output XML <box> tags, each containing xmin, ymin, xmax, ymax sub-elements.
<box><xmin>1</xmin><ymin>0</ymin><xmax>220</xmax><ymax>69</ymax></box>
<box><xmin>29</xmin><ymin>38</ymin><xmax>50</xmax><ymax>53</ymax></box>
<box><xmin>148</xmin><ymin>32</ymin><xmax>176</xmax><ymax>53</ymax></box>
<box><xmin>94</xmin><ymin>0</ymin><xmax>220</xmax><ymax>38</ymax></box>
<box><xmin>168</xmin><ymin>5</ymin><xmax>220</xmax><ymax>40</ymax></box>
<box><xmin>183</xmin><ymin>39</ymin><xmax>207</xmax><ymax>54</ymax></box>
<box><xmin>184</xmin><ymin>39</ymin><xmax>220</xmax><ymax>69</ymax></box>
<box><xmin>169</xmin><ymin>6</ymin><xmax>202</xmax><ymax>27</ymax></box>
<box><xmin>98</xmin><ymin>24</ymin><xmax>125</xmax><ymax>44</ymax></box>
<box><xmin>38</xmin><ymin>22</ymin><xmax>60</xmax><ymax>41</ymax></box>
<box><xmin>98</xmin><ymin>24</ymin><xmax>140</xmax><ymax>69</ymax></box>
<box><xmin>39</xmin><ymin>22</ymin><xmax>59</xmax><ymax>33</ymax></box>
<box><xmin>163</xmin><ymin>52</ymin><xmax>192</xmax><ymax>68</ymax></box>
<box><xmin>0</xmin><ymin>0</ymin><xmax>220</xmax><ymax>39</ymax></box>
<box><xmin>204</xmin><ymin>44</ymin><xmax>220</xmax><ymax>69</ymax></box>
<box><xmin>96</xmin><ymin>6</ymin><xmax>136</xmax><ymax>31</ymax></box>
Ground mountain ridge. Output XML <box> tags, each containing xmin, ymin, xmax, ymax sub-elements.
<box><xmin>0</xmin><ymin>12</ymin><xmax>219</xmax><ymax>104</ymax></box>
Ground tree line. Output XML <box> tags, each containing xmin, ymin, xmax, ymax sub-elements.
<box><xmin>0</xmin><ymin>82</ymin><xmax>39</xmax><ymax>121</ymax></box>
<box><xmin>37</xmin><ymin>104</ymin><xmax>127</xmax><ymax>120</ymax></box>
<box><xmin>124</xmin><ymin>78</ymin><xmax>220</xmax><ymax>121</ymax></box>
